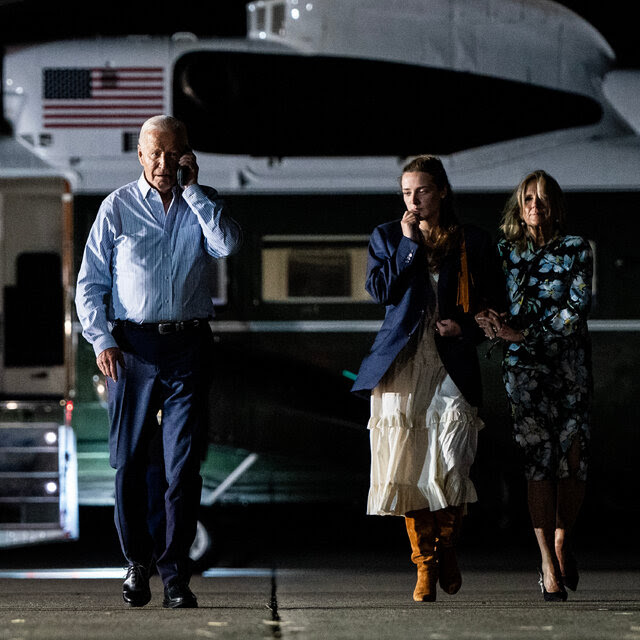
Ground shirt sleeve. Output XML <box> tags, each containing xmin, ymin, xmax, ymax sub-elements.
<box><xmin>182</xmin><ymin>185</ymin><xmax>243</xmax><ymax>258</ymax></box>
<box><xmin>75</xmin><ymin>199</ymin><xmax>118</xmax><ymax>356</ymax></box>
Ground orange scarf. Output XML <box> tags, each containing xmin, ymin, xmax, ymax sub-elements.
<box><xmin>456</xmin><ymin>237</ymin><xmax>474</xmax><ymax>313</ymax></box>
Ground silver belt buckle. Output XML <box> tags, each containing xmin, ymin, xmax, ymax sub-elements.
<box><xmin>158</xmin><ymin>322</ymin><xmax>173</xmax><ymax>335</ymax></box>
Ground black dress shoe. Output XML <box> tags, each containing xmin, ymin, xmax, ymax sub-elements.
<box><xmin>123</xmin><ymin>563</ymin><xmax>151</xmax><ymax>607</ymax></box>
<box><xmin>163</xmin><ymin>584</ymin><xmax>198</xmax><ymax>609</ymax></box>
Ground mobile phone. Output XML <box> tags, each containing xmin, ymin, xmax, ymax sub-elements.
<box><xmin>177</xmin><ymin>166</ymin><xmax>186</xmax><ymax>188</ymax></box>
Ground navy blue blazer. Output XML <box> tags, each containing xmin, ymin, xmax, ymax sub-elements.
<box><xmin>351</xmin><ymin>221</ymin><xmax>502</xmax><ymax>407</ymax></box>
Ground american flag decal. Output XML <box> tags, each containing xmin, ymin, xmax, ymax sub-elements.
<box><xmin>42</xmin><ymin>67</ymin><xmax>164</xmax><ymax>128</ymax></box>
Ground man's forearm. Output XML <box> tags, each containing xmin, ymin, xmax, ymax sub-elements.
<box><xmin>183</xmin><ymin>184</ymin><xmax>242</xmax><ymax>257</ymax></box>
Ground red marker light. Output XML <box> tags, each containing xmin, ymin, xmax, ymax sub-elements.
<box><xmin>64</xmin><ymin>400</ymin><xmax>74</xmax><ymax>426</ymax></box>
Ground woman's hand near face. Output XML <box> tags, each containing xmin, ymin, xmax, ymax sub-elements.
<box><xmin>401</xmin><ymin>210</ymin><xmax>422</xmax><ymax>243</ymax></box>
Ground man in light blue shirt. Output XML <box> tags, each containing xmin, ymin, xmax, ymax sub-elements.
<box><xmin>76</xmin><ymin>115</ymin><xmax>242</xmax><ymax>609</ymax></box>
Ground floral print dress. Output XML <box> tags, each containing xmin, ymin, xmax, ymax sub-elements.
<box><xmin>497</xmin><ymin>235</ymin><xmax>593</xmax><ymax>481</ymax></box>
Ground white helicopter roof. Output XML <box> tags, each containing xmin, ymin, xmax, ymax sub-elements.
<box><xmin>247</xmin><ymin>0</ymin><xmax>615</xmax><ymax>97</ymax></box>
<box><xmin>2</xmin><ymin>0</ymin><xmax>639</xmax><ymax>193</ymax></box>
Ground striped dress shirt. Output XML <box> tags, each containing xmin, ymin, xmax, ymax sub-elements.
<box><xmin>76</xmin><ymin>174</ymin><xmax>242</xmax><ymax>356</ymax></box>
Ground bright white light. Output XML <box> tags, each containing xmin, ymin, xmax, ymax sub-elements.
<box><xmin>0</xmin><ymin>567</ymin><xmax>284</xmax><ymax>579</ymax></box>
<box><xmin>259</xmin><ymin>31</ymin><xmax>267</xmax><ymax>39</ymax></box>
<box><xmin>45</xmin><ymin>482</ymin><xmax>58</xmax><ymax>494</ymax></box>
<box><xmin>6</xmin><ymin>78</ymin><xmax>13</xmax><ymax>86</ymax></box>
<box><xmin>306</xmin><ymin>3</ymin><xmax>313</xmax><ymax>10</ymax></box>
<box><xmin>44</xmin><ymin>431</ymin><xmax>58</xmax><ymax>445</ymax></box>
<box><xmin>291</xmin><ymin>8</ymin><xmax>300</xmax><ymax>19</ymax></box>
<box><xmin>6</xmin><ymin>402</ymin><xmax>18</xmax><ymax>410</ymax></box>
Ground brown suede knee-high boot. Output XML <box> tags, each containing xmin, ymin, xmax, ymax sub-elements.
<box><xmin>405</xmin><ymin>509</ymin><xmax>438</xmax><ymax>602</ymax></box>
<box><xmin>434</xmin><ymin>505</ymin><xmax>463</xmax><ymax>595</ymax></box>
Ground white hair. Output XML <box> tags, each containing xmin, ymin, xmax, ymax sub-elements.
<box><xmin>138</xmin><ymin>115</ymin><xmax>188</xmax><ymax>145</ymax></box>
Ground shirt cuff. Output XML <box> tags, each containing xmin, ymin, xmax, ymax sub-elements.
<box><xmin>182</xmin><ymin>184</ymin><xmax>218</xmax><ymax>206</ymax></box>
<box><xmin>92</xmin><ymin>334</ymin><xmax>118</xmax><ymax>357</ymax></box>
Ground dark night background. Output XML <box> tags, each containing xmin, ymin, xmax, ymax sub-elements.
<box><xmin>0</xmin><ymin>0</ymin><xmax>637</xmax><ymax>569</ymax></box>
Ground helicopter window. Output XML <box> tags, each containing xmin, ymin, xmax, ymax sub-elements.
<box><xmin>272</xmin><ymin>3</ymin><xmax>286</xmax><ymax>36</ymax></box>
<box><xmin>122</xmin><ymin>132</ymin><xmax>139</xmax><ymax>153</ymax></box>
<box><xmin>261</xmin><ymin>236</ymin><xmax>370</xmax><ymax>303</ymax></box>
<box><xmin>255</xmin><ymin>6</ymin><xmax>266</xmax><ymax>32</ymax></box>
<box><xmin>3</xmin><ymin>252</ymin><xmax>63</xmax><ymax>367</ymax></box>
<box><xmin>174</xmin><ymin>51</ymin><xmax>602</xmax><ymax>157</ymax></box>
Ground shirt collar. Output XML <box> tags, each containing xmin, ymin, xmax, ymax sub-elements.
<box><xmin>137</xmin><ymin>173</ymin><xmax>179</xmax><ymax>200</ymax></box>
<box><xmin>137</xmin><ymin>173</ymin><xmax>153</xmax><ymax>199</ymax></box>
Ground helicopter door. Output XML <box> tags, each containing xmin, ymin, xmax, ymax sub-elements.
<box><xmin>0</xmin><ymin>177</ymin><xmax>72</xmax><ymax>400</ymax></box>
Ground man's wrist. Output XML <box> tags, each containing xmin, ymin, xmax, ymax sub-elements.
<box><xmin>93</xmin><ymin>335</ymin><xmax>118</xmax><ymax>357</ymax></box>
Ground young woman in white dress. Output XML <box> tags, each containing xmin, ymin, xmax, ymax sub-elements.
<box><xmin>352</xmin><ymin>155</ymin><xmax>502</xmax><ymax>601</ymax></box>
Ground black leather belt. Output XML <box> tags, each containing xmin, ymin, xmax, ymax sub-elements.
<box><xmin>119</xmin><ymin>319</ymin><xmax>206</xmax><ymax>335</ymax></box>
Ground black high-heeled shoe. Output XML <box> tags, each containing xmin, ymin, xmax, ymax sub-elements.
<box><xmin>561</xmin><ymin>551</ymin><xmax>579</xmax><ymax>591</ymax></box>
<box><xmin>538</xmin><ymin>569</ymin><xmax>568</xmax><ymax>602</ymax></box>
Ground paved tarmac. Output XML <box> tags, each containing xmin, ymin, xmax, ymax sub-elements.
<box><xmin>1</xmin><ymin>565</ymin><xmax>639</xmax><ymax>640</ymax></box>
<box><xmin>0</xmin><ymin>505</ymin><xmax>638</xmax><ymax>639</ymax></box>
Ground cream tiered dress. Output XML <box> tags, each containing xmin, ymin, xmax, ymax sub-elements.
<box><xmin>367</xmin><ymin>273</ymin><xmax>484</xmax><ymax>516</ymax></box>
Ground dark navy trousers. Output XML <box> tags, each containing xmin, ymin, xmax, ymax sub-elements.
<box><xmin>106</xmin><ymin>322</ymin><xmax>211</xmax><ymax>587</ymax></box>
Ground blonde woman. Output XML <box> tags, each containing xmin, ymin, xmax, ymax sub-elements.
<box><xmin>476</xmin><ymin>170</ymin><xmax>593</xmax><ymax>602</ymax></box>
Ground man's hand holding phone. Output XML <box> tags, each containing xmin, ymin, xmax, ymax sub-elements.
<box><xmin>177</xmin><ymin>149</ymin><xmax>198</xmax><ymax>188</ymax></box>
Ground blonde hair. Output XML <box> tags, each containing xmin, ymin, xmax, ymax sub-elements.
<box><xmin>500</xmin><ymin>170</ymin><xmax>567</xmax><ymax>250</ymax></box>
